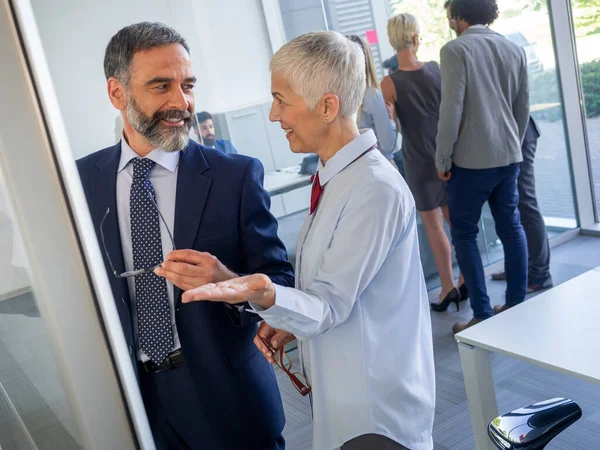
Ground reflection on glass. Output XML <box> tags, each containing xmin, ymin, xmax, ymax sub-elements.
<box><xmin>571</xmin><ymin>0</ymin><xmax>600</xmax><ymax>213</ymax></box>
<box><xmin>0</xmin><ymin>172</ymin><xmax>82</xmax><ymax>449</ymax></box>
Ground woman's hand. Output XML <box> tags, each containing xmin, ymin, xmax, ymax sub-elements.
<box><xmin>181</xmin><ymin>273</ymin><xmax>276</xmax><ymax>309</ymax></box>
<box><xmin>254</xmin><ymin>322</ymin><xmax>296</xmax><ymax>364</ymax></box>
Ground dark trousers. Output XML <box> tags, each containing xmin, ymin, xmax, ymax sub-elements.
<box><xmin>138</xmin><ymin>363</ymin><xmax>286</xmax><ymax>450</ymax></box>
<box><xmin>139</xmin><ymin>363</ymin><xmax>220</xmax><ymax>450</ymax></box>
<box><xmin>518</xmin><ymin>136</ymin><xmax>551</xmax><ymax>278</ymax></box>
<box><xmin>342</xmin><ymin>434</ymin><xmax>409</xmax><ymax>449</ymax></box>
<box><xmin>447</xmin><ymin>163</ymin><xmax>528</xmax><ymax>319</ymax></box>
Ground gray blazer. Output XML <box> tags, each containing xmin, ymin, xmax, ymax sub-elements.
<box><xmin>435</xmin><ymin>26</ymin><xmax>530</xmax><ymax>172</ymax></box>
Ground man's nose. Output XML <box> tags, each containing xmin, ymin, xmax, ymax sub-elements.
<box><xmin>168</xmin><ymin>86</ymin><xmax>189</xmax><ymax>111</ymax></box>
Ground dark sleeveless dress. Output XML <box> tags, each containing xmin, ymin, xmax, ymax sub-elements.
<box><xmin>390</xmin><ymin>61</ymin><xmax>447</xmax><ymax>211</ymax></box>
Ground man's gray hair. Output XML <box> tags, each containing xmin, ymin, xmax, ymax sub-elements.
<box><xmin>270</xmin><ymin>31</ymin><xmax>366</xmax><ymax>119</ymax></box>
<box><xmin>104</xmin><ymin>22</ymin><xmax>189</xmax><ymax>85</ymax></box>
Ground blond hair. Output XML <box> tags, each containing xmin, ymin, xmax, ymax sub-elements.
<box><xmin>387</xmin><ymin>13</ymin><xmax>420</xmax><ymax>51</ymax></box>
<box><xmin>270</xmin><ymin>31</ymin><xmax>365</xmax><ymax>118</ymax></box>
<box><xmin>347</xmin><ymin>35</ymin><xmax>380</xmax><ymax>90</ymax></box>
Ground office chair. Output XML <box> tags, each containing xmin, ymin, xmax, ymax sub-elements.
<box><xmin>488</xmin><ymin>398</ymin><xmax>581</xmax><ymax>449</ymax></box>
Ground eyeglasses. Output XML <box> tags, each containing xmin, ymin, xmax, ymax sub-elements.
<box><xmin>260</xmin><ymin>337</ymin><xmax>311</xmax><ymax>397</ymax></box>
<box><xmin>99</xmin><ymin>190</ymin><xmax>176</xmax><ymax>278</ymax></box>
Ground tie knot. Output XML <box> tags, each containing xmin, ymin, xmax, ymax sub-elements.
<box><xmin>132</xmin><ymin>158</ymin><xmax>156</xmax><ymax>180</ymax></box>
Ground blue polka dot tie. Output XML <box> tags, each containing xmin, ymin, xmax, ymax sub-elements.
<box><xmin>130</xmin><ymin>158</ymin><xmax>174</xmax><ymax>364</ymax></box>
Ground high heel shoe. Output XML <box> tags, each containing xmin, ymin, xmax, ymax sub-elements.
<box><xmin>458</xmin><ymin>283</ymin><xmax>469</xmax><ymax>301</ymax></box>
<box><xmin>430</xmin><ymin>288</ymin><xmax>460</xmax><ymax>312</ymax></box>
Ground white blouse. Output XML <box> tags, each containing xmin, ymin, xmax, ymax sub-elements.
<box><xmin>255</xmin><ymin>130</ymin><xmax>435</xmax><ymax>450</ymax></box>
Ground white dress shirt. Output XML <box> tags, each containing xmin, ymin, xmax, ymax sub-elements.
<box><xmin>116</xmin><ymin>136</ymin><xmax>181</xmax><ymax>362</ymax></box>
<box><xmin>254</xmin><ymin>130</ymin><xmax>435</xmax><ymax>450</ymax></box>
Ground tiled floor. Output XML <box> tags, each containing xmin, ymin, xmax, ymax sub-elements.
<box><xmin>1</xmin><ymin>235</ymin><xmax>600</xmax><ymax>449</ymax></box>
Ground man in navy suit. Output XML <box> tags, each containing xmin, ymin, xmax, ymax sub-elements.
<box><xmin>194</xmin><ymin>111</ymin><xmax>239</xmax><ymax>154</ymax></box>
<box><xmin>77</xmin><ymin>22</ymin><xmax>293</xmax><ymax>449</ymax></box>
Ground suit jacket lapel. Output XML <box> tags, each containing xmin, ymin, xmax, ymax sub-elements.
<box><xmin>92</xmin><ymin>143</ymin><xmax>130</xmax><ymax>304</ymax></box>
<box><xmin>174</xmin><ymin>141</ymin><xmax>212</xmax><ymax>301</ymax></box>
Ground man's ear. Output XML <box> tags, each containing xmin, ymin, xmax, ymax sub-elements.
<box><xmin>321</xmin><ymin>93</ymin><xmax>341</xmax><ymax>123</ymax></box>
<box><xmin>107</xmin><ymin>77</ymin><xmax>127</xmax><ymax>111</ymax></box>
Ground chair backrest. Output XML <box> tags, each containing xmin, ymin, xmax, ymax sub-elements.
<box><xmin>488</xmin><ymin>398</ymin><xmax>582</xmax><ymax>449</ymax></box>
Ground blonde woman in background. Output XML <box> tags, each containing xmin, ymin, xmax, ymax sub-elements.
<box><xmin>348</xmin><ymin>35</ymin><xmax>399</xmax><ymax>164</ymax></box>
<box><xmin>382</xmin><ymin>13</ymin><xmax>467</xmax><ymax>312</ymax></box>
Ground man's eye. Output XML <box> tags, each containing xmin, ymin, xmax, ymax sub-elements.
<box><xmin>156</xmin><ymin>84</ymin><xmax>168</xmax><ymax>91</ymax></box>
<box><xmin>183</xmin><ymin>84</ymin><xmax>195</xmax><ymax>90</ymax></box>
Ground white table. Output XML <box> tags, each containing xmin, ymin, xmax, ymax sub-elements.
<box><xmin>264</xmin><ymin>166</ymin><xmax>312</xmax><ymax>197</ymax></box>
<box><xmin>455</xmin><ymin>268</ymin><xmax>600</xmax><ymax>450</ymax></box>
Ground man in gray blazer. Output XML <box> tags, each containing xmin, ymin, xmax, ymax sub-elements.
<box><xmin>436</xmin><ymin>0</ymin><xmax>529</xmax><ymax>333</ymax></box>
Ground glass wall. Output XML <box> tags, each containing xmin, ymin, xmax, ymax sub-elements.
<box><xmin>571</xmin><ymin>0</ymin><xmax>600</xmax><ymax>213</ymax></box>
<box><xmin>0</xmin><ymin>172</ymin><xmax>82</xmax><ymax>449</ymax></box>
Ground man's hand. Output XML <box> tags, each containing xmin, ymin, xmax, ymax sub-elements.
<box><xmin>181</xmin><ymin>273</ymin><xmax>277</xmax><ymax>309</ymax></box>
<box><xmin>437</xmin><ymin>169</ymin><xmax>452</xmax><ymax>181</ymax></box>
<box><xmin>253</xmin><ymin>322</ymin><xmax>295</xmax><ymax>364</ymax></box>
<box><xmin>154</xmin><ymin>249</ymin><xmax>237</xmax><ymax>291</ymax></box>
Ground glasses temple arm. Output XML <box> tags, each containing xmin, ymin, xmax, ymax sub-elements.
<box><xmin>99</xmin><ymin>207</ymin><xmax>120</xmax><ymax>277</ymax></box>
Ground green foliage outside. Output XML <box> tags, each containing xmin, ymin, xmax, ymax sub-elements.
<box><xmin>580</xmin><ymin>60</ymin><xmax>600</xmax><ymax>117</ymax></box>
<box><xmin>530</xmin><ymin>60</ymin><xmax>600</xmax><ymax>121</ymax></box>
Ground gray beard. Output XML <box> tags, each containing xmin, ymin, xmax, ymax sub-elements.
<box><xmin>125</xmin><ymin>96</ymin><xmax>192</xmax><ymax>152</ymax></box>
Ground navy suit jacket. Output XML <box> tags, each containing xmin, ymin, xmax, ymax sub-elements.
<box><xmin>77</xmin><ymin>139</ymin><xmax>294</xmax><ymax>449</ymax></box>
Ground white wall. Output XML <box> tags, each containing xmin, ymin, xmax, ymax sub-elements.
<box><xmin>190</xmin><ymin>0</ymin><xmax>273</xmax><ymax>113</ymax></box>
<box><xmin>29</xmin><ymin>0</ymin><xmax>273</xmax><ymax>160</ymax></box>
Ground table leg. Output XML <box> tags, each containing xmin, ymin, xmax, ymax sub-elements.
<box><xmin>458</xmin><ymin>342</ymin><xmax>498</xmax><ymax>450</ymax></box>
